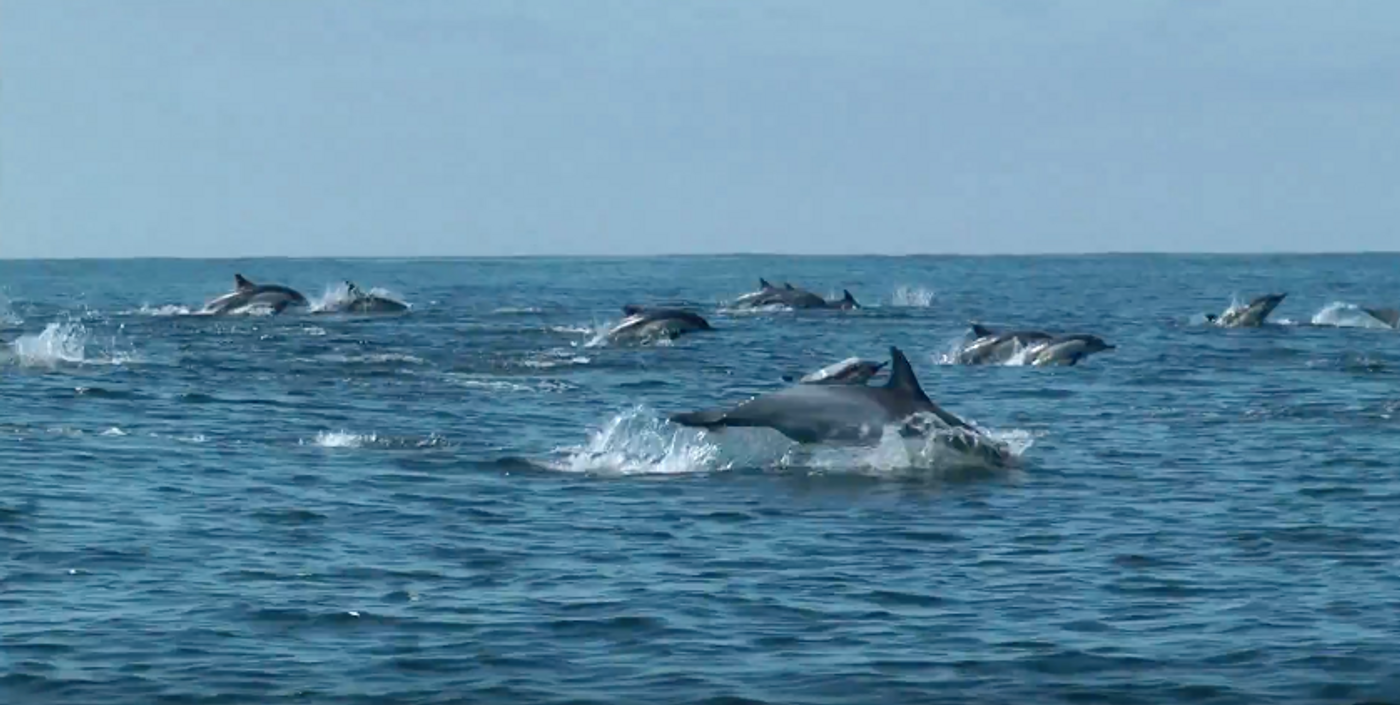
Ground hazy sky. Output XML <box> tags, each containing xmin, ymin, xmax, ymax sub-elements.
<box><xmin>3</xmin><ymin>1</ymin><xmax>1397</xmax><ymax>258</ymax></box>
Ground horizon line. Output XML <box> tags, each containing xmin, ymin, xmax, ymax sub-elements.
<box><xmin>3</xmin><ymin>249</ymin><xmax>1400</xmax><ymax>262</ymax></box>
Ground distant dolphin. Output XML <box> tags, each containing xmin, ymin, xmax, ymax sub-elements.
<box><xmin>319</xmin><ymin>281</ymin><xmax>409</xmax><ymax>314</ymax></box>
<box><xmin>1020</xmin><ymin>334</ymin><xmax>1116</xmax><ymax>367</ymax></box>
<box><xmin>203</xmin><ymin>274</ymin><xmax>308</xmax><ymax>315</ymax></box>
<box><xmin>604</xmin><ymin>305</ymin><xmax>713</xmax><ymax>343</ymax></box>
<box><xmin>781</xmin><ymin>357</ymin><xmax>887</xmax><ymax>385</ymax></box>
<box><xmin>670</xmin><ymin>347</ymin><xmax>1003</xmax><ymax>461</ymax></box>
<box><xmin>956</xmin><ymin>323</ymin><xmax>1054</xmax><ymax>365</ymax></box>
<box><xmin>732</xmin><ymin>279</ymin><xmax>859</xmax><ymax>310</ymax></box>
<box><xmin>1207</xmin><ymin>293</ymin><xmax>1286</xmax><ymax>328</ymax></box>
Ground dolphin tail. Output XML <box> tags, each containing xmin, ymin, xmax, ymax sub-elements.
<box><xmin>842</xmin><ymin>290</ymin><xmax>858</xmax><ymax>308</ymax></box>
<box><xmin>970</xmin><ymin>322</ymin><xmax>996</xmax><ymax>338</ymax></box>
<box><xmin>234</xmin><ymin>274</ymin><xmax>255</xmax><ymax>290</ymax></box>
<box><xmin>670</xmin><ymin>409</ymin><xmax>730</xmax><ymax>429</ymax></box>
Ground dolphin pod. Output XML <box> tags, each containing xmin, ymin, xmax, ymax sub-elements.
<box><xmin>956</xmin><ymin>323</ymin><xmax>1114</xmax><ymax>367</ymax></box>
<box><xmin>186</xmin><ymin>272</ymin><xmax>1387</xmax><ymax>464</ymax></box>
<box><xmin>201</xmin><ymin>275</ymin><xmax>408</xmax><ymax>316</ymax></box>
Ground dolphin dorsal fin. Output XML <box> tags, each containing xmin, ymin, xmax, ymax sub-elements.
<box><xmin>622</xmin><ymin>304</ymin><xmax>645</xmax><ymax>316</ymax></box>
<box><xmin>234</xmin><ymin>274</ymin><xmax>255</xmax><ymax>290</ymax></box>
<box><xmin>759</xmin><ymin>278</ymin><xmax>773</xmax><ymax>289</ymax></box>
<box><xmin>970</xmin><ymin>322</ymin><xmax>995</xmax><ymax>338</ymax></box>
<box><xmin>884</xmin><ymin>346</ymin><xmax>931</xmax><ymax>403</ymax></box>
<box><xmin>842</xmin><ymin>290</ymin><xmax>857</xmax><ymax>305</ymax></box>
<box><xmin>783</xmin><ymin>283</ymin><xmax>794</xmax><ymax>290</ymax></box>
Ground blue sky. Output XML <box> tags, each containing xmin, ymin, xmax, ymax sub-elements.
<box><xmin>2</xmin><ymin>1</ymin><xmax>1397</xmax><ymax>258</ymax></box>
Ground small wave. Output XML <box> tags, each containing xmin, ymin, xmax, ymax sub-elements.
<box><xmin>319</xmin><ymin>352</ymin><xmax>428</xmax><ymax>366</ymax></box>
<box><xmin>443</xmin><ymin>373</ymin><xmax>577</xmax><ymax>394</ymax></box>
<box><xmin>129</xmin><ymin>304</ymin><xmax>194</xmax><ymax>316</ymax></box>
<box><xmin>492</xmin><ymin>306</ymin><xmax>544</xmax><ymax>315</ymax></box>
<box><xmin>310</xmin><ymin>430</ymin><xmax>377</xmax><ymax>448</ymax></box>
<box><xmin>302</xmin><ymin>431</ymin><xmax>451</xmax><ymax>449</ymax></box>
<box><xmin>890</xmin><ymin>285</ymin><xmax>936</xmax><ymax>308</ymax></box>
<box><xmin>718</xmin><ymin>303</ymin><xmax>793</xmax><ymax>316</ymax></box>
<box><xmin>517</xmin><ymin>350</ymin><xmax>592</xmax><ymax>369</ymax></box>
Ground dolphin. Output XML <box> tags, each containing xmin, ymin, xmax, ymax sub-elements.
<box><xmin>322</xmin><ymin>281</ymin><xmax>409</xmax><ymax>314</ymax></box>
<box><xmin>604</xmin><ymin>305</ymin><xmax>713</xmax><ymax>343</ymax></box>
<box><xmin>730</xmin><ymin>278</ymin><xmax>784</xmax><ymax>308</ymax></box>
<box><xmin>956</xmin><ymin>323</ymin><xmax>1054</xmax><ymax>365</ymax></box>
<box><xmin>202</xmin><ymin>274</ymin><xmax>309</xmax><ymax>315</ymax></box>
<box><xmin>1207</xmin><ymin>293</ymin><xmax>1286</xmax><ymax>328</ymax></box>
<box><xmin>781</xmin><ymin>356</ymin><xmax>887</xmax><ymax>385</ymax></box>
<box><xmin>670</xmin><ymin>346</ymin><xmax>986</xmax><ymax>447</ymax></box>
<box><xmin>1020</xmin><ymin>334</ymin><xmax>1116</xmax><ymax>366</ymax></box>
<box><xmin>733</xmin><ymin>280</ymin><xmax>860</xmax><ymax>310</ymax></box>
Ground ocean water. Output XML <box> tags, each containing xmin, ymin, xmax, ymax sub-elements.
<box><xmin>2</xmin><ymin>254</ymin><xmax>1399</xmax><ymax>704</ymax></box>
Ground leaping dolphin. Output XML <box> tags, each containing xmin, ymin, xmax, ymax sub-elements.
<box><xmin>1020</xmin><ymin>334</ymin><xmax>1116</xmax><ymax>366</ymax></box>
<box><xmin>781</xmin><ymin>357</ymin><xmax>887</xmax><ymax>385</ymax></box>
<box><xmin>956</xmin><ymin>323</ymin><xmax>1054</xmax><ymax>365</ymax></box>
<box><xmin>202</xmin><ymin>274</ymin><xmax>309</xmax><ymax>315</ymax></box>
<box><xmin>320</xmin><ymin>281</ymin><xmax>409</xmax><ymax>314</ymax></box>
<box><xmin>1207</xmin><ymin>293</ymin><xmax>1286</xmax><ymax>328</ymax></box>
<box><xmin>604</xmin><ymin>305</ymin><xmax>713</xmax><ymax>343</ymax></box>
<box><xmin>730</xmin><ymin>279</ymin><xmax>859</xmax><ymax>310</ymax></box>
<box><xmin>670</xmin><ymin>346</ymin><xmax>990</xmax><ymax>448</ymax></box>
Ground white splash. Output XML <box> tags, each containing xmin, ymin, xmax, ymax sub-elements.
<box><xmin>0</xmin><ymin>293</ymin><xmax>22</xmax><ymax>326</ymax></box>
<box><xmin>8</xmin><ymin>320</ymin><xmax>135</xmax><ymax>367</ymax></box>
<box><xmin>1311</xmin><ymin>302</ymin><xmax>1396</xmax><ymax>329</ymax></box>
<box><xmin>550</xmin><ymin>406</ymin><xmax>735</xmax><ymax>476</ymax></box>
<box><xmin>890</xmin><ymin>285</ymin><xmax>936</xmax><ymax>308</ymax></box>
<box><xmin>132</xmin><ymin>304</ymin><xmax>194</xmax><ymax>316</ymax></box>
<box><xmin>310</xmin><ymin>430</ymin><xmax>377</xmax><ymax>448</ymax></box>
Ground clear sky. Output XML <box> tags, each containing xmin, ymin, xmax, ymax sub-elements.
<box><xmin>2</xmin><ymin>1</ymin><xmax>1397</xmax><ymax>258</ymax></box>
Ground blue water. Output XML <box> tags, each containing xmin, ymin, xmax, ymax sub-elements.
<box><xmin>3</xmin><ymin>254</ymin><xmax>1399</xmax><ymax>704</ymax></box>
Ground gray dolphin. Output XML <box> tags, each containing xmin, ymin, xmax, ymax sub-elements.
<box><xmin>781</xmin><ymin>356</ymin><xmax>887</xmax><ymax>385</ymax></box>
<box><xmin>324</xmin><ymin>281</ymin><xmax>409</xmax><ymax>314</ymax></box>
<box><xmin>604</xmin><ymin>305</ymin><xmax>713</xmax><ymax>343</ymax></box>
<box><xmin>956</xmin><ymin>323</ymin><xmax>1054</xmax><ymax>365</ymax></box>
<box><xmin>203</xmin><ymin>274</ymin><xmax>308</xmax><ymax>315</ymax></box>
<box><xmin>1207</xmin><ymin>293</ymin><xmax>1286</xmax><ymax>328</ymax></box>
<box><xmin>670</xmin><ymin>346</ymin><xmax>986</xmax><ymax>447</ymax></box>
<box><xmin>730</xmin><ymin>278</ymin><xmax>784</xmax><ymax>308</ymax></box>
<box><xmin>731</xmin><ymin>279</ymin><xmax>859</xmax><ymax>310</ymax></box>
<box><xmin>1021</xmin><ymin>334</ymin><xmax>1116</xmax><ymax>366</ymax></box>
